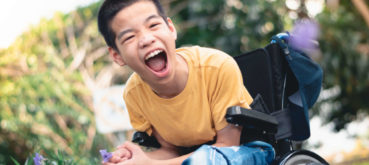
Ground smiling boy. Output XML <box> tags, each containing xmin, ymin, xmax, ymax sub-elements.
<box><xmin>97</xmin><ymin>0</ymin><xmax>274</xmax><ymax>164</ymax></box>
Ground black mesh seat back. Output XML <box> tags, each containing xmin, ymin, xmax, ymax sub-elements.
<box><xmin>235</xmin><ymin>43</ymin><xmax>295</xmax><ymax>155</ymax></box>
<box><xmin>234</xmin><ymin>48</ymin><xmax>276</xmax><ymax>112</ymax></box>
<box><xmin>264</xmin><ymin>44</ymin><xmax>287</xmax><ymax>110</ymax></box>
<box><xmin>265</xmin><ymin>43</ymin><xmax>300</xmax><ymax>109</ymax></box>
<box><xmin>235</xmin><ymin>43</ymin><xmax>294</xmax><ymax>113</ymax></box>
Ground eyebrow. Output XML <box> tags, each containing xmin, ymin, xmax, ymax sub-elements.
<box><xmin>116</xmin><ymin>14</ymin><xmax>161</xmax><ymax>41</ymax></box>
<box><xmin>117</xmin><ymin>29</ymin><xmax>134</xmax><ymax>41</ymax></box>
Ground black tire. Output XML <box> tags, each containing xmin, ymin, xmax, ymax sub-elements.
<box><xmin>278</xmin><ymin>150</ymin><xmax>329</xmax><ymax>165</ymax></box>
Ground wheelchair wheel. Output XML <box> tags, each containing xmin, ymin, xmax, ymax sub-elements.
<box><xmin>278</xmin><ymin>150</ymin><xmax>328</xmax><ymax>165</ymax></box>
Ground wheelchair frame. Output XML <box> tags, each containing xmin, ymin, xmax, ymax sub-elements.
<box><xmin>226</xmin><ymin>42</ymin><xmax>328</xmax><ymax>165</ymax></box>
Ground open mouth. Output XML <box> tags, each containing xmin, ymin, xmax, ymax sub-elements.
<box><xmin>145</xmin><ymin>49</ymin><xmax>168</xmax><ymax>73</ymax></box>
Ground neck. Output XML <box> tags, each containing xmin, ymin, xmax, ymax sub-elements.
<box><xmin>150</xmin><ymin>53</ymin><xmax>188</xmax><ymax>99</ymax></box>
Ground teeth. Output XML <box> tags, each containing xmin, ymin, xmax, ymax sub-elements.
<box><xmin>145</xmin><ymin>50</ymin><xmax>163</xmax><ymax>60</ymax></box>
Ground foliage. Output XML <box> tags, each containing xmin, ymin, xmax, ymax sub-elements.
<box><xmin>12</xmin><ymin>151</ymin><xmax>102</xmax><ymax>165</ymax></box>
<box><xmin>0</xmin><ymin>2</ymin><xmax>112</xmax><ymax>164</ymax></box>
<box><xmin>171</xmin><ymin>0</ymin><xmax>369</xmax><ymax>131</ymax></box>
<box><xmin>315</xmin><ymin>1</ymin><xmax>369</xmax><ymax>131</ymax></box>
<box><xmin>171</xmin><ymin>0</ymin><xmax>288</xmax><ymax>56</ymax></box>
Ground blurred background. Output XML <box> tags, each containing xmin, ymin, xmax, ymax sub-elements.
<box><xmin>0</xmin><ymin>0</ymin><xmax>368</xmax><ymax>164</ymax></box>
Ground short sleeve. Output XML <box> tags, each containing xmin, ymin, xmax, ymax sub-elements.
<box><xmin>123</xmin><ymin>90</ymin><xmax>152</xmax><ymax>135</ymax></box>
<box><xmin>210</xmin><ymin>58</ymin><xmax>253</xmax><ymax>131</ymax></box>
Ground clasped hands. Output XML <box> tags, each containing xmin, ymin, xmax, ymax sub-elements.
<box><xmin>103</xmin><ymin>141</ymin><xmax>152</xmax><ymax>165</ymax></box>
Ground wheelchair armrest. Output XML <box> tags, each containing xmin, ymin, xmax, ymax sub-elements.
<box><xmin>226</xmin><ymin>106</ymin><xmax>278</xmax><ymax>134</ymax></box>
<box><xmin>132</xmin><ymin>131</ymin><xmax>161</xmax><ymax>148</ymax></box>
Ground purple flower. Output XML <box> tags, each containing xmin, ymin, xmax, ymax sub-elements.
<box><xmin>290</xmin><ymin>19</ymin><xmax>320</xmax><ymax>51</ymax></box>
<box><xmin>100</xmin><ymin>149</ymin><xmax>113</xmax><ymax>163</ymax></box>
<box><xmin>33</xmin><ymin>153</ymin><xmax>44</xmax><ymax>165</ymax></box>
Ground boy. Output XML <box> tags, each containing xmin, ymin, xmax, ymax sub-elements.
<box><xmin>97</xmin><ymin>0</ymin><xmax>274</xmax><ymax>164</ymax></box>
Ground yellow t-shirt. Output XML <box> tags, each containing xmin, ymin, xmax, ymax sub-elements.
<box><xmin>123</xmin><ymin>46</ymin><xmax>253</xmax><ymax>147</ymax></box>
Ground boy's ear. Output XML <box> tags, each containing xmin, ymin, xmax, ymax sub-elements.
<box><xmin>108</xmin><ymin>47</ymin><xmax>126</xmax><ymax>66</ymax></box>
<box><xmin>166</xmin><ymin>17</ymin><xmax>177</xmax><ymax>40</ymax></box>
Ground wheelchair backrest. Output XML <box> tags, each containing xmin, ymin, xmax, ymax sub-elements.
<box><xmin>234</xmin><ymin>43</ymin><xmax>311</xmax><ymax>141</ymax></box>
<box><xmin>235</xmin><ymin>39</ymin><xmax>323</xmax><ymax>141</ymax></box>
<box><xmin>235</xmin><ymin>43</ymin><xmax>298</xmax><ymax>113</ymax></box>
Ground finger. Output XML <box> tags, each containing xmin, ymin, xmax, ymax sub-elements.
<box><xmin>120</xmin><ymin>159</ymin><xmax>134</xmax><ymax>165</ymax></box>
<box><xmin>110</xmin><ymin>153</ymin><xmax>121</xmax><ymax>163</ymax></box>
<box><xmin>116</xmin><ymin>143</ymin><xmax>125</xmax><ymax>149</ymax></box>
<box><xmin>116</xmin><ymin>148</ymin><xmax>132</xmax><ymax>159</ymax></box>
<box><xmin>102</xmin><ymin>161</ymin><xmax>116</xmax><ymax>165</ymax></box>
<box><xmin>122</xmin><ymin>141</ymin><xmax>141</xmax><ymax>154</ymax></box>
<box><xmin>122</xmin><ymin>148</ymin><xmax>132</xmax><ymax>159</ymax></box>
<box><xmin>115</xmin><ymin>149</ymin><xmax>125</xmax><ymax>158</ymax></box>
<box><xmin>113</xmin><ymin>148</ymin><xmax>130</xmax><ymax>162</ymax></box>
<box><xmin>126</xmin><ymin>150</ymin><xmax>132</xmax><ymax>159</ymax></box>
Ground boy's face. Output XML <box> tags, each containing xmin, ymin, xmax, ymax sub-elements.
<box><xmin>109</xmin><ymin>0</ymin><xmax>178</xmax><ymax>84</ymax></box>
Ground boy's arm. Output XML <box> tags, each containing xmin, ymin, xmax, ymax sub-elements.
<box><xmin>149</xmin><ymin>123</ymin><xmax>241</xmax><ymax>155</ymax></box>
<box><xmin>212</xmin><ymin>124</ymin><xmax>242</xmax><ymax>147</ymax></box>
<box><xmin>145</xmin><ymin>128</ymin><xmax>180</xmax><ymax>160</ymax></box>
<box><xmin>117</xmin><ymin>124</ymin><xmax>241</xmax><ymax>165</ymax></box>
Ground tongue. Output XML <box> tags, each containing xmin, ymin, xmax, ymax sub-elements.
<box><xmin>146</xmin><ymin>55</ymin><xmax>166</xmax><ymax>72</ymax></box>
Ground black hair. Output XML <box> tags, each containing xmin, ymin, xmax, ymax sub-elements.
<box><xmin>97</xmin><ymin>0</ymin><xmax>167</xmax><ymax>51</ymax></box>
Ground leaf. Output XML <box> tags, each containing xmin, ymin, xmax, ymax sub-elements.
<box><xmin>10</xmin><ymin>156</ymin><xmax>21</xmax><ymax>165</ymax></box>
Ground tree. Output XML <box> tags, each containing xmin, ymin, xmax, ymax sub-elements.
<box><xmin>169</xmin><ymin>0</ymin><xmax>369</xmax><ymax>131</ymax></box>
<box><xmin>315</xmin><ymin>0</ymin><xmax>369</xmax><ymax>131</ymax></box>
<box><xmin>0</xmin><ymin>2</ymin><xmax>116</xmax><ymax>164</ymax></box>
<box><xmin>170</xmin><ymin>0</ymin><xmax>287</xmax><ymax>56</ymax></box>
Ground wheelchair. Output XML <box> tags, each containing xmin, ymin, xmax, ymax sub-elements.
<box><xmin>132</xmin><ymin>33</ymin><xmax>329</xmax><ymax>165</ymax></box>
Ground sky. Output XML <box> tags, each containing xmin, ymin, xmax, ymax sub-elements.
<box><xmin>0</xmin><ymin>0</ymin><xmax>98</xmax><ymax>48</ymax></box>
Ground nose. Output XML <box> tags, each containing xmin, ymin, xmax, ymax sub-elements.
<box><xmin>138</xmin><ymin>33</ymin><xmax>155</xmax><ymax>49</ymax></box>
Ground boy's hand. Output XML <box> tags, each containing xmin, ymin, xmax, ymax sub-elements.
<box><xmin>118</xmin><ymin>141</ymin><xmax>154</xmax><ymax>165</ymax></box>
<box><xmin>115</xmin><ymin>145</ymin><xmax>133</xmax><ymax>162</ymax></box>
<box><xmin>103</xmin><ymin>145</ymin><xmax>132</xmax><ymax>164</ymax></box>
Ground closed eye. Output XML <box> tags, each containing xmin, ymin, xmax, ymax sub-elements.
<box><xmin>122</xmin><ymin>35</ymin><xmax>134</xmax><ymax>43</ymax></box>
<box><xmin>150</xmin><ymin>23</ymin><xmax>160</xmax><ymax>29</ymax></box>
